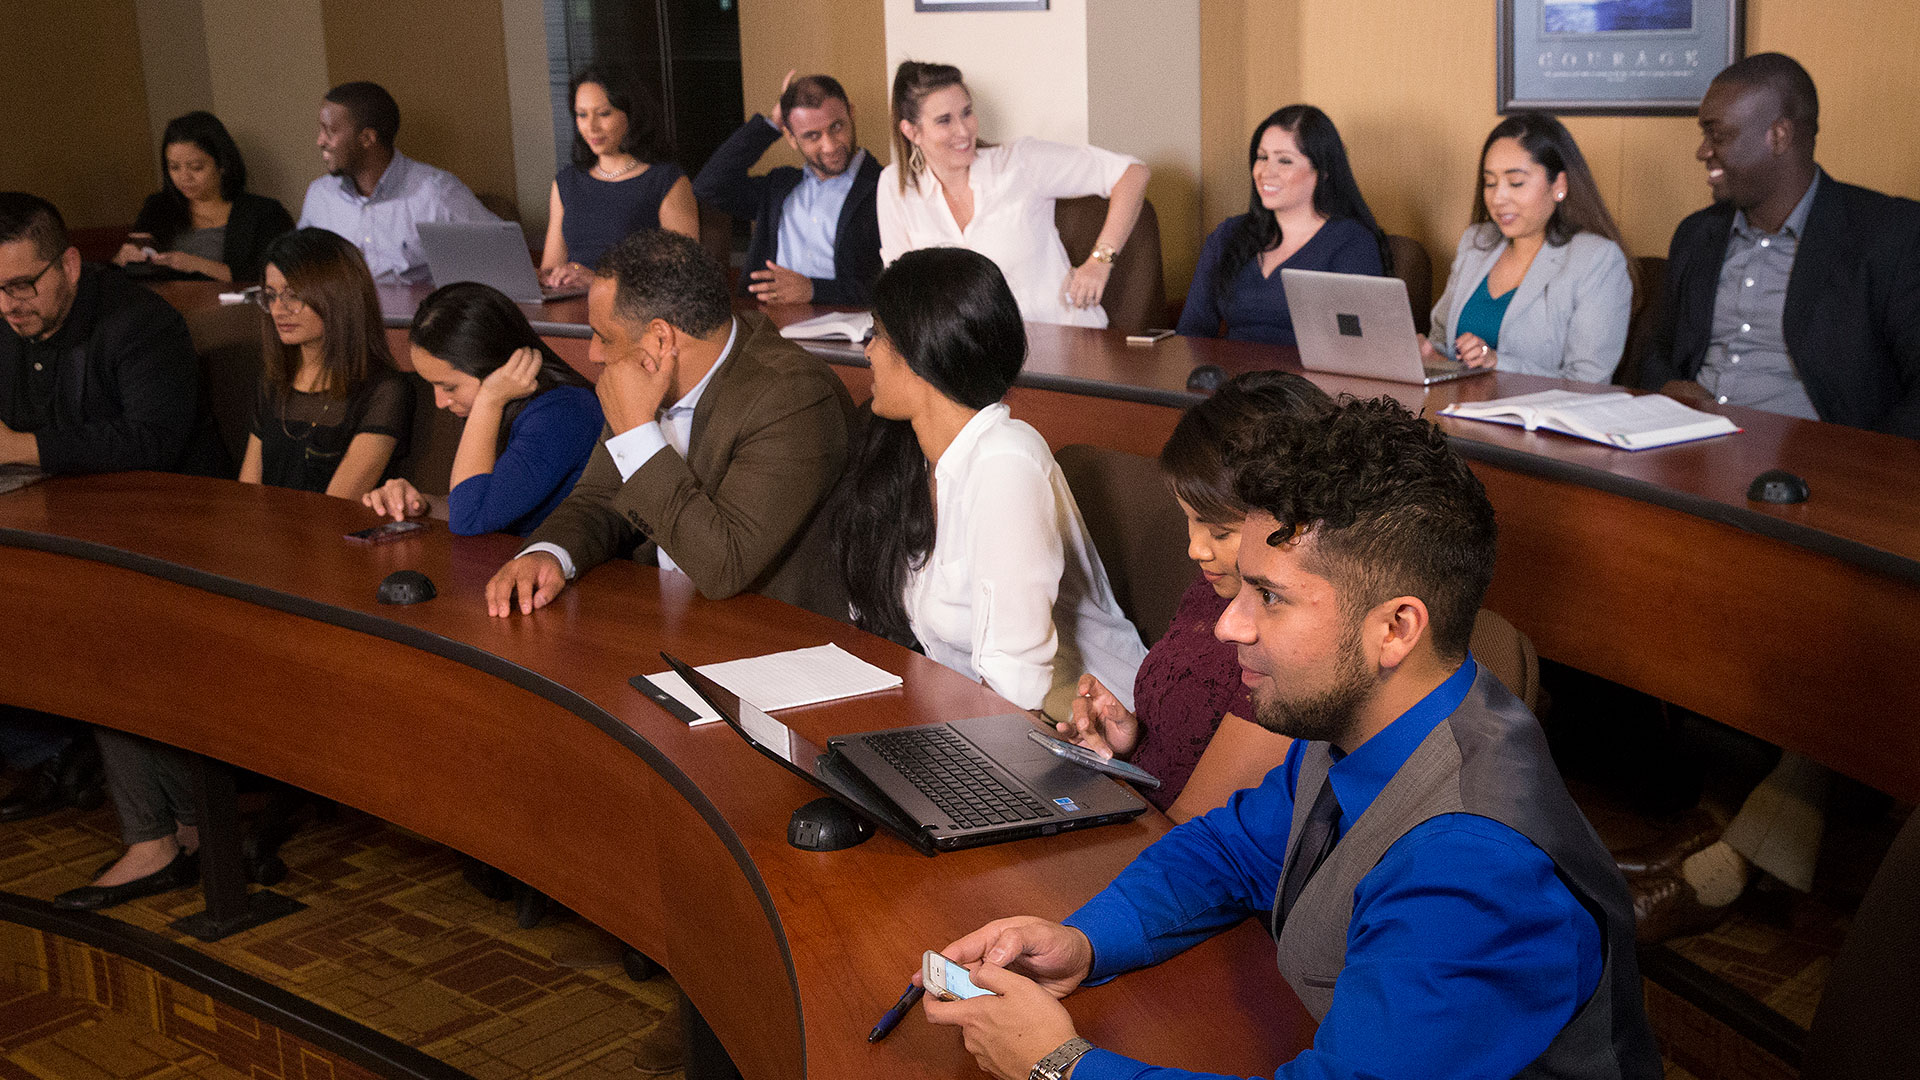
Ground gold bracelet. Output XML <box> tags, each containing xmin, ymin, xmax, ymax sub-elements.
<box><xmin>1089</xmin><ymin>243</ymin><xmax>1117</xmax><ymax>265</ymax></box>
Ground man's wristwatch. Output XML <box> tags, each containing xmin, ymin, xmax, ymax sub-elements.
<box><xmin>1031</xmin><ymin>1036</ymin><xmax>1095</xmax><ymax>1080</ymax></box>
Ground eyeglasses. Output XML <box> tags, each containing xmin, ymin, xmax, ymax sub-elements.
<box><xmin>254</xmin><ymin>288</ymin><xmax>309</xmax><ymax>315</ymax></box>
<box><xmin>0</xmin><ymin>258</ymin><xmax>58</xmax><ymax>302</ymax></box>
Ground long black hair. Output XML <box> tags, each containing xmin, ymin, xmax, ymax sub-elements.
<box><xmin>830</xmin><ymin>248</ymin><xmax>1027</xmax><ymax>642</ymax></box>
<box><xmin>1467</xmin><ymin>112</ymin><xmax>1626</xmax><ymax>253</ymax></box>
<box><xmin>1160</xmin><ymin>370</ymin><xmax>1333</xmax><ymax>523</ymax></box>
<box><xmin>1210</xmin><ymin>105</ymin><xmax>1390</xmax><ymax>320</ymax></box>
<box><xmin>408</xmin><ymin>281</ymin><xmax>592</xmax><ymax>452</ymax></box>
<box><xmin>145</xmin><ymin>111</ymin><xmax>249</xmax><ymax>247</ymax></box>
<box><xmin>568</xmin><ymin>65</ymin><xmax>668</xmax><ymax>169</ymax></box>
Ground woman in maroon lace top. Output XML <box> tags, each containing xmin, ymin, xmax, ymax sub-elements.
<box><xmin>1056</xmin><ymin>370</ymin><xmax>1332</xmax><ymax>819</ymax></box>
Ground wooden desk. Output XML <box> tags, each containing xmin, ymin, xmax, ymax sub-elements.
<box><xmin>148</xmin><ymin>281</ymin><xmax>1920</xmax><ymax>801</ymax></box>
<box><xmin>0</xmin><ymin>473</ymin><xmax>1308</xmax><ymax>1080</ymax></box>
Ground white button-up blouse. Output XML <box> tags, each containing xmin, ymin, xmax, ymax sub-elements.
<box><xmin>877</xmin><ymin>138</ymin><xmax>1140</xmax><ymax>329</ymax></box>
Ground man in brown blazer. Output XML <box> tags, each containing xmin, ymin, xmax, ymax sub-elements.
<box><xmin>485</xmin><ymin>229</ymin><xmax>854</xmax><ymax>619</ymax></box>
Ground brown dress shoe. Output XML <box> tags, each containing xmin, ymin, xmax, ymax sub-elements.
<box><xmin>1613</xmin><ymin>807</ymin><xmax>1724</xmax><ymax>879</ymax></box>
<box><xmin>632</xmin><ymin>994</ymin><xmax>685</xmax><ymax>1075</ymax></box>
<box><xmin>1632</xmin><ymin>872</ymin><xmax>1733</xmax><ymax>945</ymax></box>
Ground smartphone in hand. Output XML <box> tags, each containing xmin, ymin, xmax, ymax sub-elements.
<box><xmin>922</xmin><ymin>951</ymin><xmax>995</xmax><ymax>1001</ymax></box>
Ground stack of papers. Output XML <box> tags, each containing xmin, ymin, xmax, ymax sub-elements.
<box><xmin>1441</xmin><ymin>389</ymin><xmax>1740</xmax><ymax>450</ymax></box>
<box><xmin>643</xmin><ymin>643</ymin><xmax>901</xmax><ymax>726</ymax></box>
<box><xmin>777</xmin><ymin>310</ymin><xmax>874</xmax><ymax>342</ymax></box>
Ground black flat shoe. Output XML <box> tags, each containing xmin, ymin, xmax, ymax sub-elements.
<box><xmin>52</xmin><ymin>849</ymin><xmax>199</xmax><ymax>911</ymax></box>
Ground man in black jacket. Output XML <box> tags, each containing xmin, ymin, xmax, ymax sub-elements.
<box><xmin>1640</xmin><ymin>53</ymin><xmax>1920</xmax><ymax>438</ymax></box>
<box><xmin>0</xmin><ymin>192</ymin><xmax>223</xmax><ymax>474</ymax></box>
<box><xmin>693</xmin><ymin>72</ymin><xmax>883</xmax><ymax>306</ymax></box>
<box><xmin>0</xmin><ymin>191</ymin><xmax>224</xmax><ymax>823</ymax></box>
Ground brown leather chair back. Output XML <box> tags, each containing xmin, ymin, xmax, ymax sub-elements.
<box><xmin>1615</xmin><ymin>255</ymin><xmax>1666</xmax><ymax>387</ymax></box>
<box><xmin>698</xmin><ymin>201</ymin><xmax>739</xmax><ymax>289</ymax></box>
<box><xmin>1386</xmin><ymin>234</ymin><xmax>1433</xmax><ymax>336</ymax></box>
<box><xmin>1466</xmin><ymin>608</ymin><xmax>1542</xmax><ymax>715</ymax></box>
<box><xmin>1055</xmin><ymin>197</ymin><xmax>1166</xmax><ymax>335</ymax></box>
<box><xmin>1802</xmin><ymin>806</ymin><xmax>1920</xmax><ymax>1079</ymax></box>
<box><xmin>184</xmin><ymin>303</ymin><xmax>266</xmax><ymax>469</ymax></box>
<box><xmin>1055</xmin><ymin>443</ymin><xmax>1189</xmax><ymax>645</ymax></box>
<box><xmin>394</xmin><ymin>373</ymin><xmax>467</xmax><ymax>497</ymax></box>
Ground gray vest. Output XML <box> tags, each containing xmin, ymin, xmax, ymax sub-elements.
<box><xmin>1269</xmin><ymin>668</ymin><xmax>1660</xmax><ymax>1080</ymax></box>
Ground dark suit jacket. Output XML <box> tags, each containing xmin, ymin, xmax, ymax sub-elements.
<box><xmin>1640</xmin><ymin>174</ymin><xmax>1920</xmax><ymax>437</ymax></box>
<box><xmin>692</xmin><ymin>116</ymin><xmax>884</xmax><ymax>306</ymax></box>
<box><xmin>133</xmin><ymin>191</ymin><xmax>296</xmax><ymax>284</ymax></box>
<box><xmin>525</xmin><ymin>312</ymin><xmax>856</xmax><ymax>619</ymax></box>
<box><xmin>0</xmin><ymin>264</ymin><xmax>227</xmax><ymax>475</ymax></box>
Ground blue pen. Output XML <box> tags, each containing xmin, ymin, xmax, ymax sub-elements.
<box><xmin>867</xmin><ymin>983</ymin><xmax>924</xmax><ymax>1043</ymax></box>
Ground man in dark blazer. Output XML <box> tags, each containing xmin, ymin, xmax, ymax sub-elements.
<box><xmin>693</xmin><ymin>72</ymin><xmax>883</xmax><ymax>306</ymax></box>
<box><xmin>485</xmin><ymin>229</ymin><xmax>854</xmax><ymax>620</ymax></box>
<box><xmin>1641</xmin><ymin>52</ymin><xmax>1920</xmax><ymax>438</ymax></box>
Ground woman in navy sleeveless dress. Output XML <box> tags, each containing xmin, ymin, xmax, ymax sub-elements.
<box><xmin>540</xmin><ymin>65</ymin><xmax>698</xmax><ymax>290</ymax></box>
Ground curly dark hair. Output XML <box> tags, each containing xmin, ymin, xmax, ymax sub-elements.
<box><xmin>1228</xmin><ymin>396</ymin><xmax>1496</xmax><ymax>661</ymax></box>
<box><xmin>594</xmin><ymin>229</ymin><xmax>731</xmax><ymax>337</ymax></box>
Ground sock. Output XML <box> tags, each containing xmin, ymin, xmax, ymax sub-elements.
<box><xmin>1681</xmin><ymin>840</ymin><xmax>1749</xmax><ymax>907</ymax></box>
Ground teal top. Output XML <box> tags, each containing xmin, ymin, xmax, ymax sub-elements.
<box><xmin>1454</xmin><ymin>273</ymin><xmax>1516</xmax><ymax>351</ymax></box>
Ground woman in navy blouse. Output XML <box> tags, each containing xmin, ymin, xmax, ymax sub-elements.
<box><xmin>363</xmin><ymin>283</ymin><xmax>602</xmax><ymax>536</ymax></box>
<box><xmin>540</xmin><ymin>65</ymin><xmax>699</xmax><ymax>292</ymax></box>
<box><xmin>1177</xmin><ymin>105</ymin><xmax>1390</xmax><ymax>346</ymax></box>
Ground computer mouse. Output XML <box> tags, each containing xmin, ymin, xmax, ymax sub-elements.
<box><xmin>1186</xmin><ymin>364</ymin><xmax>1227</xmax><ymax>393</ymax></box>
<box><xmin>1747</xmin><ymin>469</ymin><xmax>1810</xmax><ymax>505</ymax></box>
<box><xmin>376</xmin><ymin>569</ymin><xmax>437</xmax><ymax>605</ymax></box>
<box><xmin>787</xmin><ymin>796</ymin><xmax>873</xmax><ymax>851</ymax></box>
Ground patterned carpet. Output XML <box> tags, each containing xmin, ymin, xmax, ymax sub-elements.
<box><xmin>0</xmin><ymin>766</ymin><xmax>1900</xmax><ymax>1080</ymax></box>
<box><xmin>0</xmin><ymin>784</ymin><xmax>681</xmax><ymax>1080</ymax></box>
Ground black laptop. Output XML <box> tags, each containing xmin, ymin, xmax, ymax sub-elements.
<box><xmin>661</xmin><ymin>653</ymin><xmax>1148</xmax><ymax>855</ymax></box>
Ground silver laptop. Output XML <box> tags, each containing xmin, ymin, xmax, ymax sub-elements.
<box><xmin>661</xmin><ymin>653</ymin><xmax>1147</xmax><ymax>854</ymax></box>
<box><xmin>1282</xmin><ymin>268</ymin><xmax>1490</xmax><ymax>386</ymax></box>
<box><xmin>416</xmin><ymin>220</ymin><xmax>587</xmax><ymax>304</ymax></box>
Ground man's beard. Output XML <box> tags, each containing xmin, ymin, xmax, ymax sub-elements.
<box><xmin>1248</xmin><ymin>623</ymin><xmax>1376</xmax><ymax>745</ymax></box>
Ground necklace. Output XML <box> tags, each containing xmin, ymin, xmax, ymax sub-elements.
<box><xmin>593</xmin><ymin>157</ymin><xmax>640</xmax><ymax>180</ymax></box>
<box><xmin>278</xmin><ymin>388</ymin><xmax>338</xmax><ymax>442</ymax></box>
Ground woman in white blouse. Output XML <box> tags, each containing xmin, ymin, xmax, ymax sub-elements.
<box><xmin>877</xmin><ymin>61</ymin><xmax>1150</xmax><ymax>328</ymax></box>
<box><xmin>830</xmin><ymin>247</ymin><xmax>1147</xmax><ymax>721</ymax></box>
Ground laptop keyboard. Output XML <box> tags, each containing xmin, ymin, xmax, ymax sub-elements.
<box><xmin>864</xmin><ymin>727</ymin><xmax>1052</xmax><ymax>829</ymax></box>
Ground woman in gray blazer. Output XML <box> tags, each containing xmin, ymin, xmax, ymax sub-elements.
<box><xmin>1422</xmin><ymin>113</ymin><xmax>1632</xmax><ymax>384</ymax></box>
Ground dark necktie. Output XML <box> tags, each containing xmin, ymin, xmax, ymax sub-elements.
<box><xmin>1273</xmin><ymin>779</ymin><xmax>1343</xmax><ymax>937</ymax></box>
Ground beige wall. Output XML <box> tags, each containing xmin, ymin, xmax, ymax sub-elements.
<box><xmin>883</xmin><ymin>0</ymin><xmax>1091</xmax><ymax>146</ymax></box>
<box><xmin>501</xmin><ymin>0</ymin><xmax>558</xmax><ymax>242</ymax></box>
<box><xmin>199</xmin><ymin>0</ymin><xmax>333</xmax><ymax>217</ymax></box>
<box><xmin>0</xmin><ymin>1</ymin><xmax>157</xmax><ymax>228</ymax></box>
<box><xmin>321</xmin><ymin>0</ymin><xmax>520</xmax><ymax>221</ymax></box>
<box><xmin>1088</xmin><ymin>0</ymin><xmax>1203</xmax><ymax>295</ymax></box>
<box><xmin>134</xmin><ymin>0</ymin><xmax>214</xmax><ymax>153</ymax></box>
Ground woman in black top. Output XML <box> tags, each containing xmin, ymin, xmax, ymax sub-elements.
<box><xmin>240</xmin><ymin>228</ymin><xmax>411</xmax><ymax>499</ymax></box>
<box><xmin>113</xmin><ymin>111</ymin><xmax>293</xmax><ymax>284</ymax></box>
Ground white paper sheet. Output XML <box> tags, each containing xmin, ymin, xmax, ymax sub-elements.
<box><xmin>645</xmin><ymin>643</ymin><xmax>902</xmax><ymax>724</ymax></box>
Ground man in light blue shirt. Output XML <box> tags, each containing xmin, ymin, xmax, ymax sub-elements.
<box><xmin>296</xmin><ymin>81</ymin><xmax>496</xmax><ymax>284</ymax></box>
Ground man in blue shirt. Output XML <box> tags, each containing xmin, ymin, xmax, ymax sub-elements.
<box><xmin>692</xmin><ymin>72</ymin><xmax>883</xmax><ymax>306</ymax></box>
<box><xmin>297</xmin><ymin>81</ymin><xmax>497</xmax><ymax>284</ymax></box>
<box><xmin>923</xmin><ymin>399</ymin><xmax>1658</xmax><ymax>1080</ymax></box>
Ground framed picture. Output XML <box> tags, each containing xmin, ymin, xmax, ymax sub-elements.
<box><xmin>1498</xmin><ymin>0</ymin><xmax>1744</xmax><ymax>115</ymax></box>
<box><xmin>915</xmin><ymin>0</ymin><xmax>1048</xmax><ymax>10</ymax></box>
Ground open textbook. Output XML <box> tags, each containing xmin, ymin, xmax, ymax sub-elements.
<box><xmin>1440</xmin><ymin>389</ymin><xmax>1740</xmax><ymax>450</ymax></box>
<box><xmin>777</xmin><ymin>310</ymin><xmax>874</xmax><ymax>342</ymax></box>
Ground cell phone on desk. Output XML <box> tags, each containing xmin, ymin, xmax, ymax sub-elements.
<box><xmin>1026</xmin><ymin>728</ymin><xmax>1162</xmax><ymax>789</ymax></box>
<box><xmin>345</xmin><ymin>520</ymin><xmax>425</xmax><ymax>544</ymax></box>
<box><xmin>922</xmin><ymin>951</ymin><xmax>995</xmax><ymax>1001</ymax></box>
<box><xmin>1125</xmin><ymin>328</ymin><xmax>1176</xmax><ymax>346</ymax></box>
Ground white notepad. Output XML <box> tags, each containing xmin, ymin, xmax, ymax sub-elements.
<box><xmin>644</xmin><ymin>643</ymin><xmax>902</xmax><ymax>726</ymax></box>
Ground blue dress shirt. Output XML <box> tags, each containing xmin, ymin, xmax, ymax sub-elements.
<box><xmin>297</xmin><ymin>152</ymin><xmax>497</xmax><ymax>284</ymax></box>
<box><xmin>446</xmin><ymin>386</ymin><xmax>603</xmax><ymax>538</ymax></box>
<box><xmin>1176</xmin><ymin>217</ymin><xmax>1384</xmax><ymax>346</ymax></box>
<box><xmin>1063</xmin><ymin>658</ymin><xmax>1602</xmax><ymax>1080</ymax></box>
<box><xmin>776</xmin><ymin>142</ymin><xmax>868</xmax><ymax>281</ymax></box>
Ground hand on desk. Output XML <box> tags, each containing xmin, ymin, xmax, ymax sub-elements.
<box><xmin>923</xmin><ymin>962</ymin><xmax>1081</xmax><ymax>1080</ymax></box>
<box><xmin>486</xmin><ymin>551</ymin><xmax>567</xmax><ymax>616</ymax></box>
<box><xmin>747</xmin><ymin>261</ymin><xmax>814</xmax><ymax>305</ymax></box>
<box><xmin>1422</xmin><ymin>332</ymin><xmax>1497</xmax><ymax>369</ymax></box>
<box><xmin>543</xmin><ymin>262</ymin><xmax>592</xmax><ymax>291</ymax></box>
<box><xmin>1055</xmin><ymin>673</ymin><xmax>1138</xmax><ymax>759</ymax></box>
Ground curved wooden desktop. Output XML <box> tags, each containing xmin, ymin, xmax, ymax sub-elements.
<box><xmin>0</xmin><ymin>474</ymin><xmax>1306</xmax><ymax>1080</ymax></box>
<box><xmin>154</xmin><ymin>278</ymin><xmax>1920</xmax><ymax>800</ymax></box>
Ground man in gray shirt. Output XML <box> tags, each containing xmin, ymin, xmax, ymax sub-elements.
<box><xmin>1642</xmin><ymin>52</ymin><xmax>1920</xmax><ymax>437</ymax></box>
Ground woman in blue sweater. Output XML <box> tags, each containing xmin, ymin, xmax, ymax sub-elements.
<box><xmin>363</xmin><ymin>282</ymin><xmax>602</xmax><ymax>536</ymax></box>
<box><xmin>1177</xmin><ymin>105</ymin><xmax>1390</xmax><ymax>346</ymax></box>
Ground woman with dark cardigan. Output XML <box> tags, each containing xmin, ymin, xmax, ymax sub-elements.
<box><xmin>362</xmin><ymin>282</ymin><xmax>602</xmax><ymax>537</ymax></box>
<box><xmin>114</xmin><ymin>111</ymin><xmax>293</xmax><ymax>284</ymax></box>
<box><xmin>1056</xmin><ymin>370</ymin><xmax>1333</xmax><ymax>818</ymax></box>
<box><xmin>1176</xmin><ymin>105</ymin><xmax>1389</xmax><ymax>346</ymax></box>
